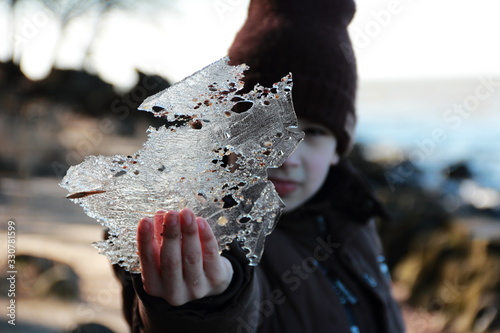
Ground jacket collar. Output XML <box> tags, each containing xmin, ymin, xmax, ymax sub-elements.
<box><xmin>277</xmin><ymin>159</ymin><xmax>387</xmax><ymax>235</ymax></box>
<box><xmin>315</xmin><ymin>158</ymin><xmax>388</xmax><ymax>222</ymax></box>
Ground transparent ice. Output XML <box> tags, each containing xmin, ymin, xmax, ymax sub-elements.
<box><xmin>60</xmin><ymin>57</ymin><xmax>303</xmax><ymax>273</ymax></box>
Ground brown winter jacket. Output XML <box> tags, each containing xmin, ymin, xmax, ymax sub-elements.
<box><xmin>113</xmin><ymin>160</ymin><xmax>406</xmax><ymax>332</ymax></box>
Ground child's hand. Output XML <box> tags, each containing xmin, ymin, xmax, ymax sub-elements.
<box><xmin>137</xmin><ymin>208</ymin><xmax>233</xmax><ymax>306</ymax></box>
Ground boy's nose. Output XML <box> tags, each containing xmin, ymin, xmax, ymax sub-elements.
<box><xmin>282</xmin><ymin>148</ymin><xmax>301</xmax><ymax>167</ymax></box>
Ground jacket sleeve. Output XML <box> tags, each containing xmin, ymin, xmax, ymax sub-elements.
<box><xmin>112</xmin><ymin>241</ymin><xmax>260</xmax><ymax>333</ymax></box>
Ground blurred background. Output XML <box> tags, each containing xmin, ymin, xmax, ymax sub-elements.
<box><xmin>0</xmin><ymin>0</ymin><xmax>499</xmax><ymax>332</ymax></box>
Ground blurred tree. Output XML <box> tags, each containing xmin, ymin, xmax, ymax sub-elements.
<box><xmin>3</xmin><ymin>0</ymin><xmax>175</xmax><ymax>80</ymax></box>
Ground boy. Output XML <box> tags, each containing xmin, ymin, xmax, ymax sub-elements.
<box><xmin>113</xmin><ymin>0</ymin><xmax>405</xmax><ymax>332</ymax></box>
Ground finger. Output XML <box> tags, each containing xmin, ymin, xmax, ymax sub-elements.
<box><xmin>197</xmin><ymin>217</ymin><xmax>230</xmax><ymax>280</ymax></box>
<box><xmin>179</xmin><ymin>208</ymin><xmax>204</xmax><ymax>291</ymax></box>
<box><xmin>159</xmin><ymin>210</ymin><xmax>183</xmax><ymax>293</ymax></box>
<box><xmin>153</xmin><ymin>210</ymin><xmax>166</xmax><ymax>248</ymax></box>
<box><xmin>137</xmin><ymin>217</ymin><xmax>162</xmax><ymax>295</ymax></box>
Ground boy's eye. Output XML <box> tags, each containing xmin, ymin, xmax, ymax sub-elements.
<box><xmin>303</xmin><ymin>127</ymin><xmax>330</xmax><ymax>136</ymax></box>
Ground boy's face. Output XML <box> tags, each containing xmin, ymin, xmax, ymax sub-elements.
<box><xmin>268</xmin><ymin>118</ymin><xmax>340</xmax><ymax>213</ymax></box>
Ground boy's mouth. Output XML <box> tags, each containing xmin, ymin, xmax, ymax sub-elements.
<box><xmin>269</xmin><ymin>178</ymin><xmax>297</xmax><ymax>197</ymax></box>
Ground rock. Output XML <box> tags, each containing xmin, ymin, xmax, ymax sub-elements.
<box><xmin>0</xmin><ymin>61</ymin><xmax>171</xmax><ymax>178</ymax></box>
<box><xmin>66</xmin><ymin>323</ymin><xmax>115</xmax><ymax>333</ymax></box>
<box><xmin>0</xmin><ymin>254</ymin><xmax>80</xmax><ymax>301</ymax></box>
<box><xmin>443</xmin><ymin>161</ymin><xmax>473</xmax><ymax>180</ymax></box>
<box><xmin>349</xmin><ymin>145</ymin><xmax>451</xmax><ymax>269</ymax></box>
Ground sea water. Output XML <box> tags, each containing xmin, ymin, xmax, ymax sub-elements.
<box><xmin>355</xmin><ymin>78</ymin><xmax>500</xmax><ymax>191</ymax></box>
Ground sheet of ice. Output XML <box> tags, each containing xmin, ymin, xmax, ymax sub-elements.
<box><xmin>60</xmin><ymin>57</ymin><xmax>303</xmax><ymax>272</ymax></box>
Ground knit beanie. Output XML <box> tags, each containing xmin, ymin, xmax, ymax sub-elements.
<box><xmin>228</xmin><ymin>0</ymin><xmax>358</xmax><ymax>157</ymax></box>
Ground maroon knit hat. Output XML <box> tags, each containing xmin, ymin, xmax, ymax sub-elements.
<box><xmin>228</xmin><ymin>0</ymin><xmax>357</xmax><ymax>157</ymax></box>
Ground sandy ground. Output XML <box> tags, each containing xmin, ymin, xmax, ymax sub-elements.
<box><xmin>0</xmin><ymin>177</ymin><xmax>128</xmax><ymax>332</ymax></box>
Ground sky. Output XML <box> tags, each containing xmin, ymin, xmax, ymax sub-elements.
<box><xmin>352</xmin><ymin>0</ymin><xmax>500</xmax><ymax>81</ymax></box>
<box><xmin>1</xmin><ymin>0</ymin><xmax>499</xmax><ymax>89</ymax></box>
